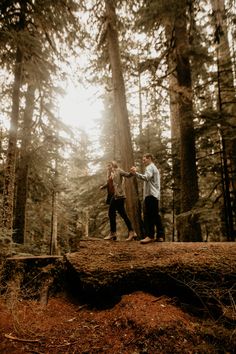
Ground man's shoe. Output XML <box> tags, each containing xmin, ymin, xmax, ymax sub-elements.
<box><xmin>104</xmin><ymin>233</ymin><xmax>117</xmax><ymax>241</ymax></box>
<box><xmin>125</xmin><ymin>231</ymin><xmax>137</xmax><ymax>241</ymax></box>
<box><xmin>140</xmin><ymin>236</ymin><xmax>154</xmax><ymax>244</ymax></box>
<box><xmin>156</xmin><ymin>235</ymin><xmax>165</xmax><ymax>242</ymax></box>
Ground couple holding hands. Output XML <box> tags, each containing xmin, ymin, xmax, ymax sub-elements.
<box><xmin>100</xmin><ymin>153</ymin><xmax>165</xmax><ymax>244</ymax></box>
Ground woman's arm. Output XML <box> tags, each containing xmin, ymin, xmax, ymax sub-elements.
<box><xmin>100</xmin><ymin>182</ymin><xmax>108</xmax><ymax>189</ymax></box>
<box><xmin>119</xmin><ymin>168</ymin><xmax>133</xmax><ymax>178</ymax></box>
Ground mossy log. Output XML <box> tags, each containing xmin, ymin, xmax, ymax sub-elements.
<box><xmin>65</xmin><ymin>241</ymin><xmax>236</xmax><ymax>320</ymax></box>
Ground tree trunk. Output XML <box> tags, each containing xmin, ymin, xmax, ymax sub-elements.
<box><xmin>211</xmin><ymin>0</ymin><xmax>236</xmax><ymax>240</ymax></box>
<box><xmin>105</xmin><ymin>0</ymin><xmax>142</xmax><ymax>236</ymax></box>
<box><xmin>50</xmin><ymin>189</ymin><xmax>58</xmax><ymax>255</ymax></box>
<box><xmin>50</xmin><ymin>161</ymin><xmax>59</xmax><ymax>255</ymax></box>
<box><xmin>13</xmin><ymin>84</ymin><xmax>35</xmax><ymax>244</ymax></box>
<box><xmin>165</xmin><ymin>22</ymin><xmax>181</xmax><ymax>241</ymax></box>
<box><xmin>2</xmin><ymin>47</ymin><xmax>23</xmax><ymax>232</ymax></box>
<box><xmin>1</xmin><ymin>0</ymin><xmax>26</xmax><ymax>234</ymax></box>
<box><xmin>174</xmin><ymin>1</ymin><xmax>202</xmax><ymax>241</ymax></box>
<box><xmin>169</xmin><ymin>77</ymin><xmax>181</xmax><ymax>241</ymax></box>
<box><xmin>138</xmin><ymin>70</ymin><xmax>144</xmax><ymax>153</ymax></box>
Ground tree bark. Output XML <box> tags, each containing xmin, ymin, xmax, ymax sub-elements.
<box><xmin>2</xmin><ymin>46</ymin><xmax>23</xmax><ymax>232</ymax></box>
<box><xmin>50</xmin><ymin>189</ymin><xmax>58</xmax><ymax>255</ymax></box>
<box><xmin>50</xmin><ymin>163</ymin><xmax>59</xmax><ymax>255</ymax></box>
<box><xmin>105</xmin><ymin>0</ymin><xmax>142</xmax><ymax>236</ymax></box>
<box><xmin>13</xmin><ymin>84</ymin><xmax>35</xmax><ymax>244</ymax></box>
<box><xmin>173</xmin><ymin>1</ymin><xmax>202</xmax><ymax>241</ymax></box>
<box><xmin>211</xmin><ymin>0</ymin><xmax>236</xmax><ymax>240</ymax></box>
<box><xmin>165</xmin><ymin>22</ymin><xmax>181</xmax><ymax>241</ymax></box>
<box><xmin>1</xmin><ymin>0</ymin><xmax>27</xmax><ymax>234</ymax></box>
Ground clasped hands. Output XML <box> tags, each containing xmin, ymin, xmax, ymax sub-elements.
<box><xmin>130</xmin><ymin>166</ymin><xmax>137</xmax><ymax>174</ymax></box>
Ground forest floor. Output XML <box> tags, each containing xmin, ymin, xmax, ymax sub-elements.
<box><xmin>0</xmin><ymin>241</ymin><xmax>235</xmax><ymax>353</ymax></box>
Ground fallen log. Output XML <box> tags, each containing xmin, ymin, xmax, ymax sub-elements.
<box><xmin>2</xmin><ymin>241</ymin><xmax>236</xmax><ymax>322</ymax></box>
<box><xmin>65</xmin><ymin>241</ymin><xmax>236</xmax><ymax>320</ymax></box>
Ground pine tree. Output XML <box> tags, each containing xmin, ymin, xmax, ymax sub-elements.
<box><xmin>102</xmin><ymin>0</ymin><xmax>142</xmax><ymax>236</ymax></box>
<box><xmin>13</xmin><ymin>84</ymin><xmax>35</xmax><ymax>244</ymax></box>
<box><xmin>1</xmin><ymin>2</ymin><xmax>25</xmax><ymax>231</ymax></box>
<box><xmin>0</xmin><ymin>0</ymin><xmax>82</xmax><ymax>240</ymax></box>
<box><xmin>211</xmin><ymin>0</ymin><xmax>236</xmax><ymax>240</ymax></box>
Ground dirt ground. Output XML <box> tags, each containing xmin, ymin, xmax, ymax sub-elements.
<box><xmin>0</xmin><ymin>241</ymin><xmax>235</xmax><ymax>353</ymax></box>
<box><xmin>0</xmin><ymin>291</ymin><xmax>233</xmax><ymax>354</ymax></box>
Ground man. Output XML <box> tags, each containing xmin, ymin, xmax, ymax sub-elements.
<box><xmin>131</xmin><ymin>153</ymin><xmax>165</xmax><ymax>244</ymax></box>
<box><xmin>100</xmin><ymin>161</ymin><xmax>137</xmax><ymax>241</ymax></box>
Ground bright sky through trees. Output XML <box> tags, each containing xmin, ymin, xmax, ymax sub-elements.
<box><xmin>59</xmin><ymin>82</ymin><xmax>103</xmax><ymax>136</ymax></box>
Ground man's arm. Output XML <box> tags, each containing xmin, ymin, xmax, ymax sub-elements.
<box><xmin>130</xmin><ymin>165</ymin><xmax>153</xmax><ymax>181</ymax></box>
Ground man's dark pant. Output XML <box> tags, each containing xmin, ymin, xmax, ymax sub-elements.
<box><xmin>143</xmin><ymin>195</ymin><xmax>164</xmax><ymax>239</ymax></box>
<box><xmin>109</xmin><ymin>197</ymin><xmax>133</xmax><ymax>233</ymax></box>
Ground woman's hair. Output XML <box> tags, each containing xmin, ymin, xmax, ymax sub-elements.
<box><xmin>111</xmin><ymin>161</ymin><xmax>118</xmax><ymax>168</ymax></box>
<box><xmin>106</xmin><ymin>161</ymin><xmax>118</xmax><ymax>178</ymax></box>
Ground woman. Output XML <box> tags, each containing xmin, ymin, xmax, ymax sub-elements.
<box><xmin>100</xmin><ymin>161</ymin><xmax>137</xmax><ymax>241</ymax></box>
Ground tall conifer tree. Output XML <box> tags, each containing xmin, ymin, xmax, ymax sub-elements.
<box><xmin>104</xmin><ymin>0</ymin><xmax>142</xmax><ymax>236</ymax></box>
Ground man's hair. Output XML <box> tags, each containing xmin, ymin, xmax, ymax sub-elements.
<box><xmin>143</xmin><ymin>153</ymin><xmax>154</xmax><ymax>161</ymax></box>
